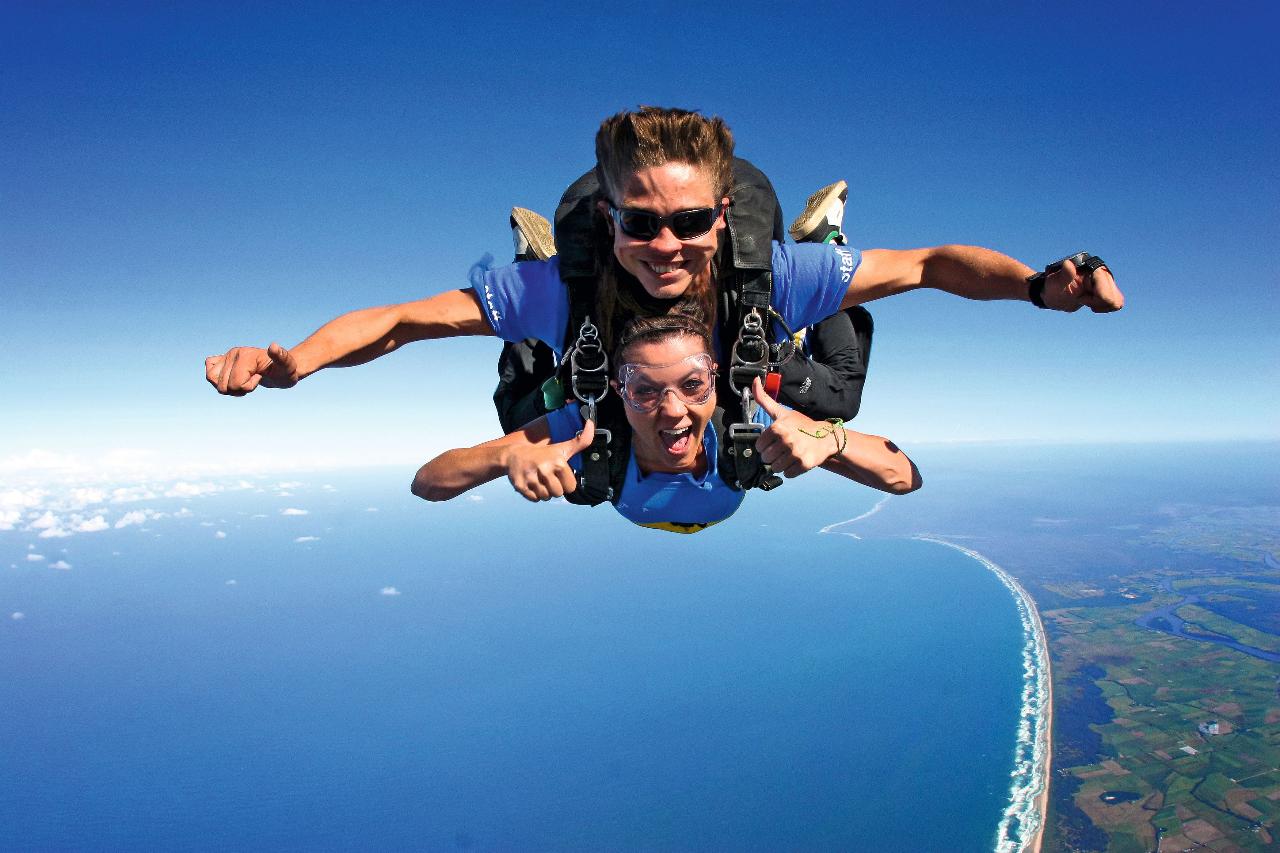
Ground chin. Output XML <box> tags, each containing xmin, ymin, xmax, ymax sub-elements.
<box><xmin>638</xmin><ymin>273</ymin><xmax>693</xmax><ymax>300</ymax></box>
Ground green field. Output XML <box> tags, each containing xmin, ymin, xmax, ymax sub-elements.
<box><xmin>1044</xmin><ymin>572</ymin><xmax>1280</xmax><ymax>852</ymax></box>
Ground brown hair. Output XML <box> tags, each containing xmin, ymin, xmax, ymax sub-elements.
<box><xmin>590</xmin><ymin>106</ymin><xmax>735</xmax><ymax>351</ymax></box>
<box><xmin>614</xmin><ymin>312</ymin><xmax>714</xmax><ymax>367</ymax></box>
<box><xmin>594</xmin><ymin>106</ymin><xmax>735</xmax><ymax>203</ymax></box>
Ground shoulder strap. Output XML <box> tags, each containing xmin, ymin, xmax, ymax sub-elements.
<box><xmin>564</xmin><ymin>394</ymin><xmax>631</xmax><ymax>507</ymax></box>
<box><xmin>713</xmin><ymin>407</ymin><xmax>783</xmax><ymax>494</ymax></box>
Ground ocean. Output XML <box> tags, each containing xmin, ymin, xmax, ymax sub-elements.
<box><xmin>2</xmin><ymin>469</ymin><xmax>1027</xmax><ymax>851</ymax></box>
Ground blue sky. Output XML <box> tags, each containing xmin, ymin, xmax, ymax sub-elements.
<box><xmin>3</xmin><ymin>1</ymin><xmax>1277</xmax><ymax>485</ymax></box>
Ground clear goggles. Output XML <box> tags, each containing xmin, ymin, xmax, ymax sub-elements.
<box><xmin>616</xmin><ymin>353</ymin><xmax>717</xmax><ymax>413</ymax></box>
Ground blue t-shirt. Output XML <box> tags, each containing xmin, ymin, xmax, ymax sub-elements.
<box><xmin>478</xmin><ymin>241</ymin><xmax>861</xmax><ymax>356</ymax></box>
<box><xmin>546</xmin><ymin>403</ymin><xmax>770</xmax><ymax>534</ymax></box>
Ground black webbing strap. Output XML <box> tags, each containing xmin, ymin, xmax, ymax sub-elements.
<box><xmin>572</xmin><ymin>412</ymin><xmax>614</xmax><ymax>505</ymax></box>
<box><xmin>712</xmin><ymin>408</ymin><xmax>782</xmax><ymax>493</ymax></box>
<box><xmin>1027</xmin><ymin>252</ymin><xmax>1110</xmax><ymax>309</ymax></box>
<box><xmin>565</xmin><ymin>394</ymin><xmax>630</xmax><ymax>507</ymax></box>
<box><xmin>719</xmin><ymin>266</ymin><xmax>782</xmax><ymax>494</ymax></box>
<box><xmin>557</xmin><ymin>275</ymin><xmax>628</xmax><ymax>507</ymax></box>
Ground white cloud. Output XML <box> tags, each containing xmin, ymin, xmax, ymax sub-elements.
<box><xmin>294</xmin><ymin>536</ymin><xmax>319</xmax><ymax>543</ymax></box>
<box><xmin>380</xmin><ymin>586</ymin><xmax>401</xmax><ymax>596</ymax></box>
<box><xmin>1</xmin><ymin>488</ymin><xmax>46</xmax><ymax>511</ymax></box>
<box><xmin>49</xmin><ymin>560</ymin><xmax>71</xmax><ymax>570</ymax></box>
<box><xmin>466</xmin><ymin>495</ymin><xmax>485</xmax><ymax>503</ymax></box>
<box><xmin>215</xmin><ymin>531</ymin><xmax>227</xmax><ymax>539</ymax></box>
<box><xmin>165</xmin><ymin>482</ymin><xmax>219</xmax><ymax>498</ymax></box>
<box><xmin>26</xmin><ymin>554</ymin><xmax>45</xmax><ymax>562</ymax></box>
<box><xmin>199</xmin><ymin>521</ymin><xmax>215</xmax><ymax>527</ymax></box>
<box><xmin>225</xmin><ymin>579</ymin><xmax>237</xmax><ymax>586</ymax></box>
<box><xmin>74</xmin><ymin>515</ymin><xmax>109</xmax><ymax>533</ymax></box>
<box><xmin>109</xmin><ymin>485</ymin><xmax>158</xmax><ymax>504</ymax></box>
<box><xmin>277</xmin><ymin>481</ymin><xmax>303</xmax><ymax>490</ymax></box>
<box><xmin>10</xmin><ymin>612</ymin><xmax>24</xmax><ymax>621</ymax></box>
<box><xmin>29</xmin><ymin>511</ymin><xmax>59</xmax><ymax>530</ymax></box>
<box><xmin>251</xmin><ymin>513</ymin><xmax>267</xmax><ymax>518</ymax></box>
<box><xmin>173</xmin><ymin>507</ymin><xmax>193</xmax><ymax>518</ymax></box>
<box><xmin>68</xmin><ymin>488</ymin><xmax>106</xmax><ymax>509</ymax></box>
<box><xmin>0</xmin><ymin>510</ymin><xmax>19</xmax><ymax>530</ymax></box>
<box><xmin>322</xmin><ymin>484</ymin><xmax>336</xmax><ymax>492</ymax></box>
<box><xmin>115</xmin><ymin>510</ymin><xmax>148</xmax><ymax>529</ymax></box>
<box><xmin>280</xmin><ymin>508</ymin><xmax>308</xmax><ymax>516</ymax></box>
<box><xmin>365</xmin><ymin>507</ymin><xmax>379</xmax><ymax>512</ymax></box>
<box><xmin>38</xmin><ymin>526</ymin><xmax>72</xmax><ymax>539</ymax></box>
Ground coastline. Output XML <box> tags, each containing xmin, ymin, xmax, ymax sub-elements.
<box><xmin>1025</xmin><ymin>575</ymin><xmax>1053</xmax><ymax>853</ymax></box>
<box><xmin>915</xmin><ymin>538</ymin><xmax>1053</xmax><ymax>853</ymax></box>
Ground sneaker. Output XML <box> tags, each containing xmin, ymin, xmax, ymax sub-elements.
<box><xmin>511</xmin><ymin>207</ymin><xmax>557</xmax><ymax>261</ymax></box>
<box><xmin>788</xmin><ymin>180</ymin><xmax>848</xmax><ymax>245</ymax></box>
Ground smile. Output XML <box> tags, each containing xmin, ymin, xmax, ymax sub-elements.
<box><xmin>646</xmin><ymin>262</ymin><xmax>682</xmax><ymax>274</ymax></box>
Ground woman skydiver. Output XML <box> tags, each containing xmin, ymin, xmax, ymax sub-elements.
<box><xmin>412</xmin><ymin>313</ymin><xmax>919</xmax><ymax>533</ymax></box>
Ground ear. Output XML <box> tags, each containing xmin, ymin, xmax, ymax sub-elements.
<box><xmin>715</xmin><ymin>196</ymin><xmax>730</xmax><ymax>232</ymax></box>
<box><xmin>596</xmin><ymin>199</ymin><xmax>614</xmax><ymax>234</ymax></box>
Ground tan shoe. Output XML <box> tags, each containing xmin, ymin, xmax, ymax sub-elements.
<box><xmin>510</xmin><ymin>207</ymin><xmax>557</xmax><ymax>261</ymax></box>
<box><xmin>788</xmin><ymin>180</ymin><xmax>848</xmax><ymax>244</ymax></box>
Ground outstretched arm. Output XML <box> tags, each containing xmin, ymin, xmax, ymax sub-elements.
<box><xmin>844</xmin><ymin>246</ymin><xmax>1123</xmax><ymax>313</ymax></box>
<box><xmin>752</xmin><ymin>379</ymin><xmax>921</xmax><ymax>494</ymax></box>
<box><xmin>205</xmin><ymin>288</ymin><xmax>492</xmax><ymax>396</ymax></box>
<box><xmin>412</xmin><ymin>418</ymin><xmax>596</xmax><ymax>503</ymax></box>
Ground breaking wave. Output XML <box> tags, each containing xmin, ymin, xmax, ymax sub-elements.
<box><xmin>916</xmin><ymin>537</ymin><xmax>1051</xmax><ymax>853</ymax></box>
<box><xmin>817</xmin><ymin>495</ymin><xmax>892</xmax><ymax>538</ymax></box>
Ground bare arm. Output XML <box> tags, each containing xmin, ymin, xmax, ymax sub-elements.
<box><xmin>412</xmin><ymin>418</ymin><xmax>596</xmax><ymax>503</ymax></box>
<box><xmin>205</xmin><ymin>288</ymin><xmax>492</xmax><ymax>396</ymax></box>
<box><xmin>843</xmin><ymin>246</ymin><xmax>1123</xmax><ymax>313</ymax></box>
<box><xmin>752</xmin><ymin>379</ymin><xmax>921</xmax><ymax>494</ymax></box>
<box><xmin>819</xmin><ymin>432</ymin><xmax>922</xmax><ymax>494</ymax></box>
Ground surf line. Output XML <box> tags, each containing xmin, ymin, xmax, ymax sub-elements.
<box><xmin>817</xmin><ymin>495</ymin><xmax>892</xmax><ymax>539</ymax></box>
<box><xmin>915</xmin><ymin>537</ymin><xmax>1053</xmax><ymax>853</ymax></box>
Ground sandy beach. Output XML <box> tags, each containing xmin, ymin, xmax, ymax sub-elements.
<box><xmin>1025</xmin><ymin>586</ymin><xmax>1053</xmax><ymax>853</ymax></box>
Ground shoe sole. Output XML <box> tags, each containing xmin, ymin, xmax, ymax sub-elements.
<box><xmin>511</xmin><ymin>207</ymin><xmax>557</xmax><ymax>260</ymax></box>
<box><xmin>788</xmin><ymin>180</ymin><xmax>848</xmax><ymax>242</ymax></box>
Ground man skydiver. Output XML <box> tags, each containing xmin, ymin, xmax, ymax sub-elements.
<box><xmin>206</xmin><ymin>107</ymin><xmax>1122</xmax><ymax>426</ymax></box>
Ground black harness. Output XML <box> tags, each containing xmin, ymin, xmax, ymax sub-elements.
<box><xmin>553</xmin><ymin>158</ymin><xmax>789</xmax><ymax>507</ymax></box>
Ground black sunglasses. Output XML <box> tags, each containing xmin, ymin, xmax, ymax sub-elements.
<box><xmin>608</xmin><ymin>202</ymin><xmax>725</xmax><ymax>241</ymax></box>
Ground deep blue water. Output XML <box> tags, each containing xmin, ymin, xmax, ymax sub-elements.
<box><xmin>2</xmin><ymin>471</ymin><xmax>1025</xmax><ymax>851</ymax></box>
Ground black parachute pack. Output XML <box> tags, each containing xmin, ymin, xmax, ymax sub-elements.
<box><xmin>492</xmin><ymin>158</ymin><xmax>869</xmax><ymax>507</ymax></box>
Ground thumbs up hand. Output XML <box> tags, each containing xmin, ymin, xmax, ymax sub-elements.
<box><xmin>753</xmin><ymin>377</ymin><xmax>841</xmax><ymax>479</ymax></box>
<box><xmin>504</xmin><ymin>419</ymin><xmax>596</xmax><ymax>501</ymax></box>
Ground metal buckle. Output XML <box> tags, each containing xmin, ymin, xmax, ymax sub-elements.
<box><xmin>568</xmin><ymin>316</ymin><xmax>609</xmax><ymax>404</ymax></box>
<box><xmin>729</xmin><ymin>308</ymin><xmax>768</xmax><ymax>396</ymax></box>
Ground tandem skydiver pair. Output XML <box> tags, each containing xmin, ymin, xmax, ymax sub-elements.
<box><xmin>414</xmin><ymin>178</ymin><xmax>913</xmax><ymax>533</ymax></box>
<box><xmin>205</xmin><ymin>106</ymin><xmax>1121</xmax><ymax>531</ymax></box>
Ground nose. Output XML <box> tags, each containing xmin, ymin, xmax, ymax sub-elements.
<box><xmin>658</xmin><ymin>388</ymin><xmax>689</xmax><ymax>416</ymax></box>
<box><xmin>649</xmin><ymin>226</ymin><xmax>682</xmax><ymax>253</ymax></box>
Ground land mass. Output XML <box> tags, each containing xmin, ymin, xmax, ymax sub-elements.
<box><xmin>845</xmin><ymin>443</ymin><xmax>1280</xmax><ymax>852</ymax></box>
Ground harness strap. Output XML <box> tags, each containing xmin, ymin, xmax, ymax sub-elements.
<box><xmin>713</xmin><ymin>408</ymin><xmax>783</xmax><ymax>493</ymax></box>
<box><xmin>573</xmin><ymin>412</ymin><xmax>615</xmax><ymax>505</ymax></box>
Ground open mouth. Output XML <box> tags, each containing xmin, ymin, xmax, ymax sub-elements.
<box><xmin>659</xmin><ymin>425</ymin><xmax>693</xmax><ymax>455</ymax></box>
